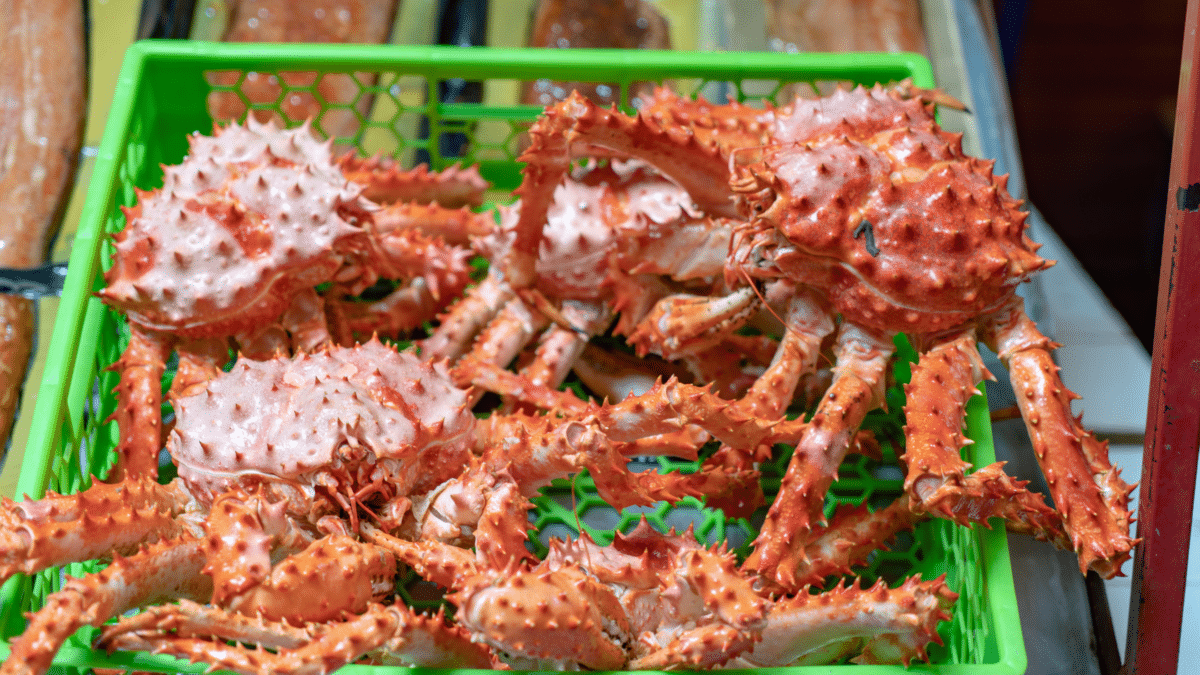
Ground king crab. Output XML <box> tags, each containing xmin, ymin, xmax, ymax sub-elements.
<box><xmin>488</xmin><ymin>83</ymin><xmax>1137</xmax><ymax>590</ymax></box>
<box><xmin>0</xmin><ymin>336</ymin><xmax>799</xmax><ymax>674</ymax></box>
<box><xmin>0</xmin><ymin>340</ymin><xmax>491</xmax><ymax>674</ymax></box>
<box><xmin>362</xmin><ymin>519</ymin><xmax>956</xmax><ymax>669</ymax></box>
<box><xmin>96</xmin><ymin>117</ymin><xmax>493</xmax><ymax>482</ymax></box>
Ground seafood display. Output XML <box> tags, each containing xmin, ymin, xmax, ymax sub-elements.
<box><xmin>206</xmin><ymin>0</ymin><xmax>402</xmax><ymax>139</ymax></box>
<box><xmin>522</xmin><ymin>0</ymin><xmax>672</xmax><ymax>108</ymax></box>
<box><xmin>496</xmin><ymin>82</ymin><xmax>1137</xmax><ymax>588</ymax></box>
<box><xmin>764</xmin><ymin>0</ymin><xmax>928</xmax><ymax>54</ymax></box>
<box><xmin>0</xmin><ymin>0</ymin><xmax>87</xmax><ymax>453</ymax></box>
<box><xmin>0</xmin><ymin>78</ymin><xmax>1140</xmax><ymax>674</ymax></box>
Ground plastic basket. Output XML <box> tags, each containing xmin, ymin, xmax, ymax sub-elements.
<box><xmin>0</xmin><ymin>41</ymin><xmax>1025</xmax><ymax>674</ymax></box>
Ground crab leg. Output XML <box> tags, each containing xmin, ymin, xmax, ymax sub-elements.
<box><xmin>980</xmin><ymin>297</ymin><xmax>1137</xmax><ymax>578</ymax></box>
<box><xmin>726</xmin><ymin>286</ymin><xmax>836</xmax><ymax>433</ymax></box>
<box><xmin>516</xmin><ymin>300</ymin><xmax>614</xmax><ymax>392</ymax></box>
<box><xmin>335</xmin><ymin>278</ymin><xmax>443</xmax><ymax>340</ymax></box>
<box><xmin>277</xmin><ymin>287</ymin><xmax>333</xmax><ymax>352</ymax></box>
<box><xmin>371</xmin><ymin>529</ymin><xmax>631</xmax><ymax>670</ymax></box>
<box><xmin>107</xmin><ymin>324</ymin><xmax>174</xmax><ymax>482</ymax></box>
<box><xmin>99</xmin><ymin>601</ymin><xmax>494</xmax><ymax>673</ymax></box>
<box><xmin>633</xmin><ymin>625</ymin><xmax>762</xmax><ymax>670</ymax></box>
<box><xmin>373</xmin><ymin>200</ymin><xmax>495</xmax><ymax>247</ymax></box>
<box><xmin>0</xmin><ymin>478</ymin><xmax>190</xmax><ymax>584</ymax></box>
<box><xmin>167</xmin><ymin>337</ymin><xmax>230</xmax><ymax>400</ymax></box>
<box><xmin>785</xmin><ymin>497</ymin><xmax>925</xmax><ymax>591</ymax></box>
<box><xmin>219</xmin><ymin>533</ymin><xmax>397</xmax><ymax>623</ymax></box>
<box><xmin>772</xmin><ymin>466</ymin><xmax>1070</xmax><ymax>595</ymax></box>
<box><xmin>415</xmin><ymin>388</ymin><xmax>777</xmax><ymax>564</ymax></box>
<box><xmin>902</xmin><ymin>329</ymin><xmax>987</xmax><ymax>506</ymax></box>
<box><xmin>691</xmin><ymin>289</ymin><xmax>835</xmax><ymax>517</ymax></box>
<box><xmin>232</xmin><ymin>322</ymin><xmax>291</xmax><ymax>360</ymax></box>
<box><xmin>625</xmin><ymin>287</ymin><xmax>761</xmax><ymax>360</ymax></box>
<box><xmin>365</xmin><ymin>227</ymin><xmax>473</xmax><ymax>305</ymax></box>
<box><xmin>627</xmin><ymin>545</ymin><xmax>770</xmax><ymax>669</ymax></box>
<box><xmin>203</xmin><ymin>493</ymin><xmax>393</xmax><ymax>624</ymax></box>
<box><xmin>726</xmin><ymin>576</ymin><xmax>957</xmax><ymax>667</ymax></box>
<box><xmin>449</xmin><ymin>297</ymin><xmax>549</xmax><ymax>397</ymax></box>
<box><xmin>934</xmin><ymin>463</ymin><xmax>1071</xmax><ymax>548</ymax></box>
<box><xmin>0</xmin><ymin>532</ymin><xmax>210</xmax><ymax>675</ymax></box>
<box><xmin>336</xmin><ymin>155</ymin><xmax>489</xmax><ymax>209</ymax></box>
<box><xmin>421</xmin><ymin>273</ymin><xmax>514</xmax><ymax>362</ymax></box>
<box><xmin>98</xmin><ymin>598</ymin><xmax>314</xmax><ymax>650</ymax></box>
<box><xmin>745</xmin><ymin>323</ymin><xmax>895</xmax><ymax>591</ymax></box>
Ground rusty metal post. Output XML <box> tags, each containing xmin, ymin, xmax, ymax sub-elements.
<box><xmin>1123</xmin><ymin>2</ymin><xmax>1200</xmax><ymax>673</ymax></box>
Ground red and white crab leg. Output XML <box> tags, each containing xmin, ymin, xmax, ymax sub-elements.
<box><xmin>412</xmin><ymin>385</ymin><xmax>783</xmax><ymax>565</ymax></box>
<box><xmin>365</xmin><ymin>226</ymin><xmax>474</xmax><ymax>306</ymax></box>
<box><xmin>776</xmin><ymin>469</ymin><xmax>1071</xmax><ymax>595</ymax></box>
<box><xmin>98</xmin><ymin>598</ymin><xmax>315</xmax><ymax>651</ymax></box>
<box><xmin>336</xmin><ymin>279</ymin><xmax>442</xmax><ymax>340</ymax></box>
<box><xmin>167</xmin><ymin>337</ymin><xmax>230</xmax><ymax>400</ymax></box>
<box><xmin>108</xmin><ymin>325</ymin><xmax>174</xmax><ymax>482</ymax></box>
<box><xmin>373</xmin><ymin>200</ymin><xmax>495</xmax><ymax>247</ymax></box>
<box><xmin>448</xmin><ymin>297</ymin><xmax>549</xmax><ymax>393</ymax></box>
<box><xmin>336</xmin><ymin>155</ymin><xmax>490</xmax><ymax>209</ymax></box>
<box><xmin>624</xmin><ymin>287</ymin><xmax>761</xmax><ymax>359</ymax></box>
<box><xmin>368</xmin><ymin>528</ymin><xmax>632</xmax><ymax>670</ymax></box>
<box><xmin>0</xmin><ymin>533</ymin><xmax>211</xmax><ymax>675</ymax></box>
<box><xmin>0</xmin><ymin>478</ymin><xmax>191</xmax><ymax>584</ymax></box>
<box><xmin>726</xmin><ymin>286</ymin><xmax>836</xmax><ymax>435</ymax></box>
<box><xmin>273</xmin><ymin>286</ymin><xmax>333</xmax><ymax>353</ymax></box>
<box><xmin>902</xmin><ymin>329</ymin><xmax>989</xmax><ymax>507</ymax></box>
<box><xmin>784</xmin><ymin>497</ymin><xmax>926</xmax><ymax>591</ymax></box>
<box><xmin>745</xmin><ymin>323</ymin><xmax>896</xmax><ymax>591</ymax></box>
<box><xmin>980</xmin><ymin>297</ymin><xmax>1137</xmax><ymax>578</ymax></box>
<box><xmin>98</xmin><ymin>601</ymin><xmax>495</xmax><ymax>673</ymax></box>
<box><xmin>726</xmin><ymin>576</ymin><xmax>957</xmax><ymax>667</ymax></box>
<box><xmin>203</xmin><ymin>494</ymin><xmax>394</xmax><ymax>624</ymax></box>
<box><xmin>459</xmin><ymin>358</ymin><xmax>790</xmax><ymax>451</ymax></box>
<box><xmin>515</xmin><ymin>300</ymin><xmax>614</xmax><ymax>392</ymax></box>
<box><xmin>420</xmin><ymin>273</ymin><xmax>515</xmax><ymax>363</ymax></box>
<box><xmin>903</xmin><ymin>326</ymin><xmax>1077</xmax><ymax>544</ymax></box>
<box><xmin>627</xmin><ymin>548</ymin><xmax>770</xmax><ymax>669</ymax></box>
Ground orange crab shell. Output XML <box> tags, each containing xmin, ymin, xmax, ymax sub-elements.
<box><xmin>101</xmin><ymin>148</ymin><xmax>369</xmax><ymax>337</ymax></box>
<box><xmin>168</xmin><ymin>340</ymin><xmax>476</xmax><ymax>511</ymax></box>
<box><xmin>742</xmin><ymin>88</ymin><xmax>1051</xmax><ymax>334</ymax></box>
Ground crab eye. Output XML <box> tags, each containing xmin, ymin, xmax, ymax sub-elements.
<box><xmin>740</xmin><ymin>188</ymin><xmax>777</xmax><ymax>219</ymax></box>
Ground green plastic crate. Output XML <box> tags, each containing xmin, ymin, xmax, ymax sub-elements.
<box><xmin>0</xmin><ymin>41</ymin><xmax>1025</xmax><ymax>674</ymax></box>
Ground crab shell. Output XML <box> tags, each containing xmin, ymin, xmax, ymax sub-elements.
<box><xmin>482</xmin><ymin>159</ymin><xmax>707</xmax><ymax>304</ymax></box>
<box><xmin>99</xmin><ymin>119</ymin><xmax>371</xmax><ymax>338</ymax></box>
<box><xmin>168</xmin><ymin>340</ymin><xmax>475</xmax><ymax>515</ymax></box>
<box><xmin>737</xmin><ymin>87</ymin><xmax>1050</xmax><ymax>334</ymax></box>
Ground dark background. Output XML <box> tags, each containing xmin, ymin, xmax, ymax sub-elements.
<box><xmin>997</xmin><ymin>0</ymin><xmax>1187</xmax><ymax>351</ymax></box>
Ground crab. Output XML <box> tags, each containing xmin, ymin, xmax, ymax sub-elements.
<box><xmin>2</xmin><ymin>333</ymin><xmax>812</xmax><ymax>674</ymax></box>
<box><xmin>0</xmin><ymin>340</ymin><xmax>492</xmax><ymax>675</ymax></box>
<box><xmin>95</xmin><ymin>117</ymin><xmax>492</xmax><ymax>481</ymax></box>
<box><xmin>492</xmin><ymin>83</ymin><xmax>1136</xmax><ymax>590</ymax></box>
<box><xmin>365</xmin><ymin>518</ymin><xmax>956</xmax><ymax>668</ymax></box>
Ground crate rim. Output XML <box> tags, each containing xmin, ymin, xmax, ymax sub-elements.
<box><xmin>2</xmin><ymin>40</ymin><xmax>1024</xmax><ymax>674</ymax></box>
